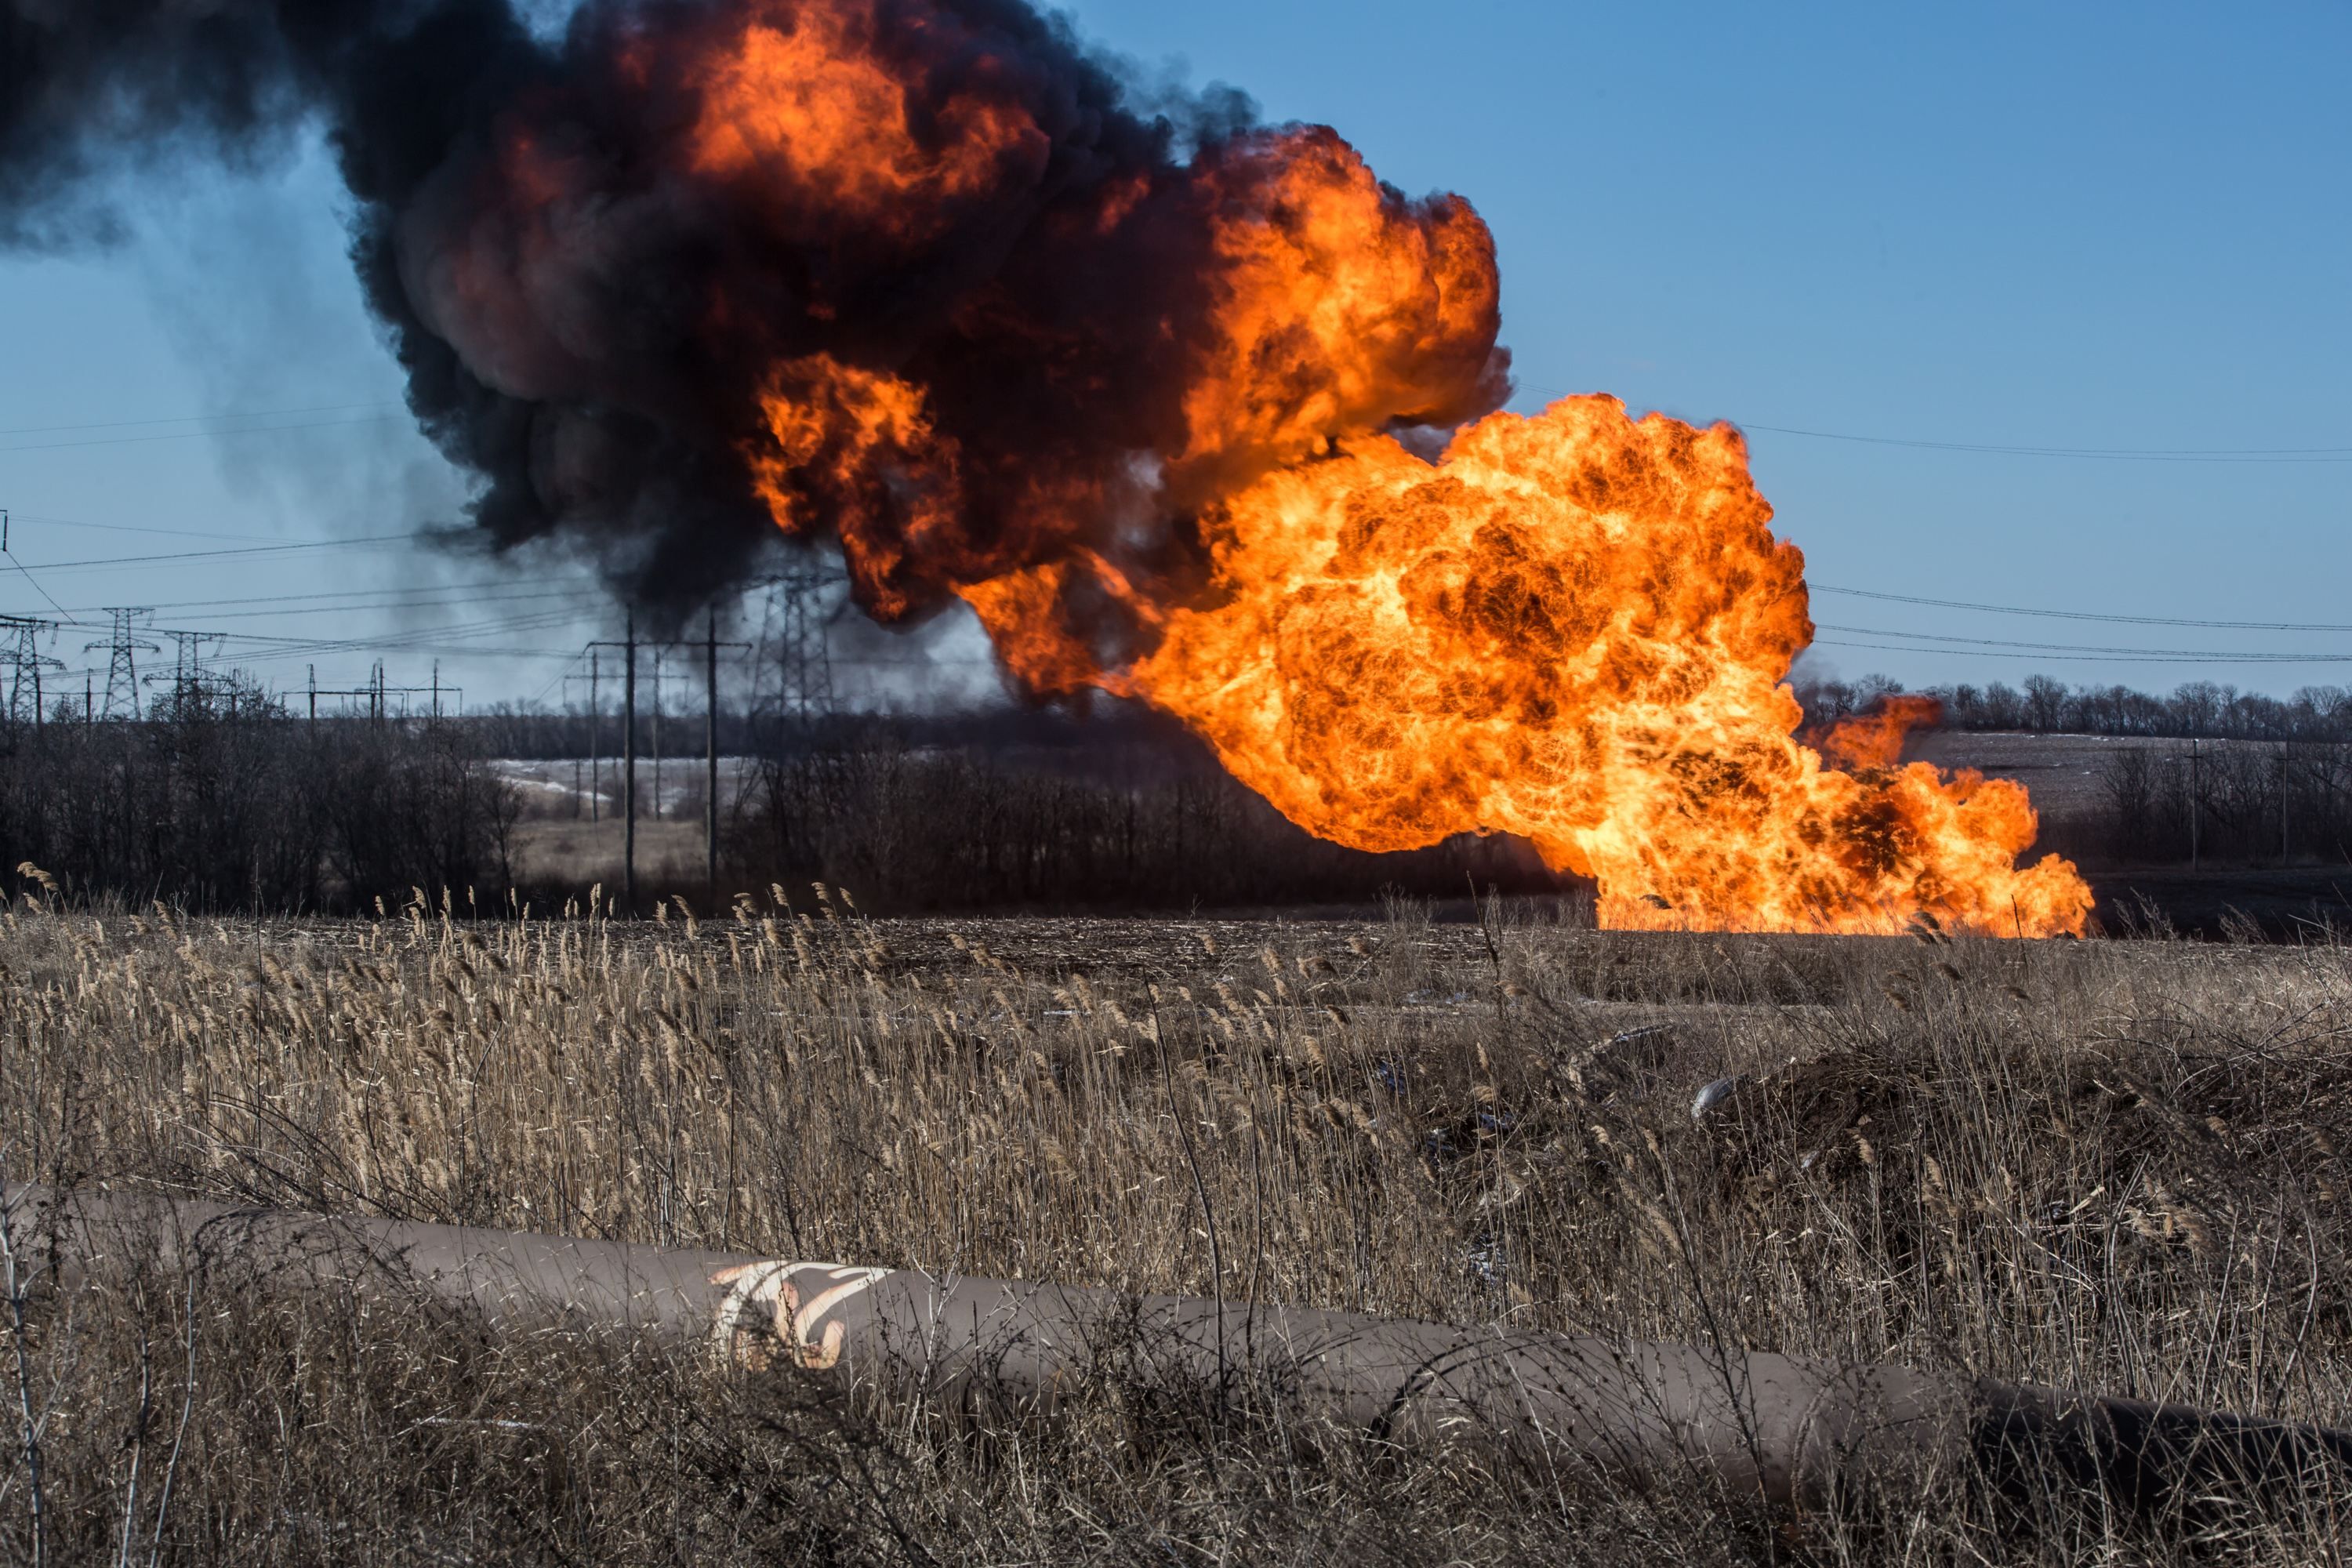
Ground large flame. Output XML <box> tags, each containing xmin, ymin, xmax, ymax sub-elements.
<box><xmin>1116</xmin><ymin>398</ymin><xmax>2089</xmax><ymax>935</ymax></box>
<box><xmin>958</xmin><ymin>395</ymin><xmax>2088</xmax><ymax>934</ymax></box>
<box><xmin>685</xmin><ymin>6</ymin><xmax>2089</xmax><ymax>937</ymax></box>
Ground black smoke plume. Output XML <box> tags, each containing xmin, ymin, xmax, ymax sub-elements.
<box><xmin>2</xmin><ymin>1</ymin><xmax>1508</xmax><ymax>632</ymax></box>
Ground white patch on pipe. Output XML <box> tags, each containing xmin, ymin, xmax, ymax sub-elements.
<box><xmin>707</xmin><ymin>1261</ymin><xmax>891</xmax><ymax>1371</ymax></box>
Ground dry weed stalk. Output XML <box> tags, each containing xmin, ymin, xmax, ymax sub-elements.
<box><xmin>0</xmin><ymin>880</ymin><xmax>2346</xmax><ymax>1561</ymax></box>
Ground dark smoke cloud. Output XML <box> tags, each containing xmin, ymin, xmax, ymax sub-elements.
<box><xmin>2</xmin><ymin>0</ymin><xmax>1508</xmax><ymax>632</ymax></box>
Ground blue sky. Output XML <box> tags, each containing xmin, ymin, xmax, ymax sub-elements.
<box><xmin>1</xmin><ymin>0</ymin><xmax>2345</xmax><ymax>710</ymax></box>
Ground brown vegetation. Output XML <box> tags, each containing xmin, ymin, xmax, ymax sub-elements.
<box><xmin>0</xmin><ymin>883</ymin><xmax>2347</xmax><ymax>1560</ymax></box>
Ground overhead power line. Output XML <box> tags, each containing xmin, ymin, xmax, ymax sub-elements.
<box><xmin>0</xmin><ymin>414</ymin><xmax>412</xmax><ymax>456</ymax></box>
<box><xmin>54</xmin><ymin>577</ymin><xmax>590</xmax><ymax>615</ymax></box>
<box><xmin>2</xmin><ymin>510</ymin><xmax>296</xmax><ymax>544</ymax></box>
<box><xmin>1813</xmin><ymin>621</ymin><xmax>2352</xmax><ymax>663</ymax></box>
<box><xmin>1813</xmin><ymin>583</ymin><xmax>2352</xmax><ymax>633</ymax></box>
<box><xmin>0</xmin><ymin>401</ymin><xmax>405</xmax><ymax>439</ymax></box>
<box><xmin>122</xmin><ymin>586</ymin><xmax>606</xmax><ymax>626</ymax></box>
<box><xmin>1810</xmin><ymin>638</ymin><xmax>2352</xmax><ymax>667</ymax></box>
<box><xmin>1511</xmin><ymin>382</ymin><xmax>2351</xmax><ymax>465</ymax></box>
<box><xmin>15</xmin><ymin>535</ymin><xmax>409</xmax><ymax>574</ymax></box>
<box><xmin>1738</xmin><ymin>423</ymin><xmax>2352</xmax><ymax>463</ymax></box>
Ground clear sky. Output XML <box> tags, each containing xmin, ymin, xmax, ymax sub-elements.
<box><xmin>1</xmin><ymin>0</ymin><xmax>2345</xmax><ymax>712</ymax></box>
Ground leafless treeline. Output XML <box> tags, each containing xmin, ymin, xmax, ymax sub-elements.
<box><xmin>2082</xmin><ymin>738</ymin><xmax>2352</xmax><ymax>866</ymax></box>
<box><xmin>1802</xmin><ymin>673</ymin><xmax>2352</xmax><ymax>743</ymax></box>
<box><xmin>0</xmin><ymin>674</ymin><xmax>522</xmax><ymax>911</ymax></box>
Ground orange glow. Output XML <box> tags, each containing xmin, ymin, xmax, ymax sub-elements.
<box><xmin>1118</xmin><ymin>397</ymin><xmax>2089</xmax><ymax>935</ymax></box>
<box><xmin>1173</xmin><ymin>128</ymin><xmax>1503</xmax><ymax>492</ymax></box>
<box><xmin>686</xmin><ymin>4</ymin><xmax>1045</xmax><ymax>234</ymax></box>
<box><xmin>1821</xmin><ymin>694</ymin><xmax>1944</xmax><ymax>771</ymax></box>
<box><xmin>750</xmin><ymin>354</ymin><xmax>961</xmax><ymax>619</ymax></box>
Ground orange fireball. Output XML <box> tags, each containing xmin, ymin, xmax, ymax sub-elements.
<box><xmin>1116</xmin><ymin>397</ymin><xmax>2088</xmax><ymax>935</ymax></box>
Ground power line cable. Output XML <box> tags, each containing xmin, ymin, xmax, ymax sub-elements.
<box><xmin>2</xmin><ymin>510</ymin><xmax>298</xmax><ymax>545</ymax></box>
<box><xmin>15</xmin><ymin>535</ymin><xmax>409</xmax><ymax>573</ymax></box>
<box><xmin>1509</xmin><ymin>382</ymin><xmax>2351</xmax><ymax>464</ymax></box>
<box><xmin>1813</xmin><ymin>621</ymin><xmax>2352</xmax><ymax>662</ymax></box>
<box><xmin>130</xmin><ymin>587</ymin><xmax>606</xmax><ymax>626</ymax></box>
<box><xmin>1813</xmin><ymin>583</ymin><xmax>2352</xmax><ymax>633</ymax></box>
<box><xmin>0</xmin><ymin>414</ymin><xmax>411</xmax><ymax>456</ymax></box>
<box><xmin>57</xmin><ymin>577</ymin><xmax>582</xmax><ymax>614</ymax></box>
<box><xmin>1738</xmin><ymin>423</ymin><xmax>2352</xmax><ymax>463</ymax></box>
<box><xmin>0</xmin><ymin>516</ymin><xmax>74</xmax><ymax>621</ymax></box>
<box><xmin>0</xmin><ymin>401</ymin><xmax>404</xmax><ymax>439</ymax></box>
<box><xmin>1809</xmin><ymin>638</ymin><xmax>2352</xmax><ymax>667</ymax></box>
<box><xmin>1814</xmin><ymin>637</ymin><xmax>2352</xmax><ymax>666</ymax></box>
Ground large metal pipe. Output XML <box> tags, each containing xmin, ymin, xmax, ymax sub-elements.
<box><xmin>7</xmin><ymin>1185</ymin><xmax>2344</xmax><ymax>1517</ymax></box>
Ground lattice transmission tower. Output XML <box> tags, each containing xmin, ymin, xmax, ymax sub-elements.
<box><xmin>151</xmin><ymin>630</ymin><xmax>225</xmax><ymax>713</ymax></box>
<box><xmin>757</xmin><ymin>565</ymin><xmax>846</xmax><ymax>727</ymax></box>
<box><xmin>85</xmin><ymin>607</ymin><xmax>158</xmax><ymax>720</ymax></box>
<box><xmin>1</xmin><ymin>616</ymin><xmax>64</xmax><ymax>730</ymax></box>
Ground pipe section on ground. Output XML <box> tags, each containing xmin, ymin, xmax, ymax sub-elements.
<box><xmin>5</xmin><ymin>1185</ymin><xmax>2344</xmax><ymax>1518</ymax></box>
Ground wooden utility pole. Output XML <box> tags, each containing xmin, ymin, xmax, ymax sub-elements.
<box><xmin>670</xmin><ymin>615</ymin><xmax>751</xmax><ymax>898</ymax></box>
<box><xmin>624</xmin><ymin>612</ymin><xmax>637</xmax><ymax>911</ymax></box>
<box><xmin>2190</xmin><ymin>737</ymin><xmax>2201</xmax><ymax>869</ymax></box>
<box><xmin>706</xmin><ymin>610</ymin><xmax>720</xmax><ymax>895</ymax></box>
<box><xmin>586</xmin><ymin>627</ymin><xmax>648</xmax><ymax>910</ymax></box>
<box><xmin>588</xmin><ymin>648</ymin><xmax>600</xmax><ymax>822</ymax></box>
<box><xmin>2281</xmin><ymin>741</ymin><xmax>2292</xmax><ymax>862</ymax></box>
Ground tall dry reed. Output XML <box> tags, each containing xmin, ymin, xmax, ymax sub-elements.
<box><xmin>0</xmin><ymin>880</ymin><xmax>2347</xmax><ymax>1562</ymax></box>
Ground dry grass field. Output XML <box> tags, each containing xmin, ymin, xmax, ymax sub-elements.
<box><xmin>1</xmin><ymin>887</ymin><xmax>2348</xmax><ymax>1562</ymax></box>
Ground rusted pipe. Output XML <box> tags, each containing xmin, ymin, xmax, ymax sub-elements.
<box><xmin>6</xmin><ymin>1185</ymin><xmax>2344</xmax><ymax>1517</ymax></box>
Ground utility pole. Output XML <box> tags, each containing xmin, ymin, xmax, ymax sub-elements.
<box><xmin>347</xmin><ymin>662</ymin><xmax>430</xmax><ymax>725</ymax></box>
<box><xmin>563</xmin><ymin>670</ymin><xmax>600</xmax><ymax>822</ymax></box>
<box><xmin>624</xmin><ymin>612</ymin><xmax>637</xmax><ymax>911</ymax></box>
<box><xmin>307</xmin><ymin>669</ymin><xmax>409</xmax><ymax>722</ymax></box>
<box><xmin>589</xmin><ymin>648</ymin><xmax>600</xmax><ymax>822</ymax></box>
<box><xmin>2190</xmin><ymin>737</ymin><xmax>2201</xmax><ymax>869</ymax></box>
<box><xmin>692</xmin><ymin>611</ymin><xmax>751</xmax><ymax>896</ymax></box>
<box><xmin>619</xmin><ymin>619</ymin><xmax>753</xmax><ymax>897</ymax></box>
<box><xmin>2281</xmin><ymin>739</ymin><xmax>2292</xmax><ymax>863</ymax></box>
<box><xmin>707</xmin><ymin>609</ymin><xmax>720</xmax><ymax>895</ymax></box>
<box><xmin>586</xmin><ymin>622</ymin><xmax>644</xmax><ymax>910</ymax></box>
<box><xmin>639</xmin><ymin>652</ymin><xmax>699</xmax><ymax>826</ymax></box>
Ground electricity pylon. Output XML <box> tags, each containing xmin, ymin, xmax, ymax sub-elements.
<box><xmin>85</xmin><ymin>607</ymin><xmax>158</xmax><ymax>720</ymax></box>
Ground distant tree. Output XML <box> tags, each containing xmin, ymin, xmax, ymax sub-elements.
<box><xmin>2024</xmin><ymin>674</ymin><xmax>2068</xmax><ymax>731</ymax></box>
